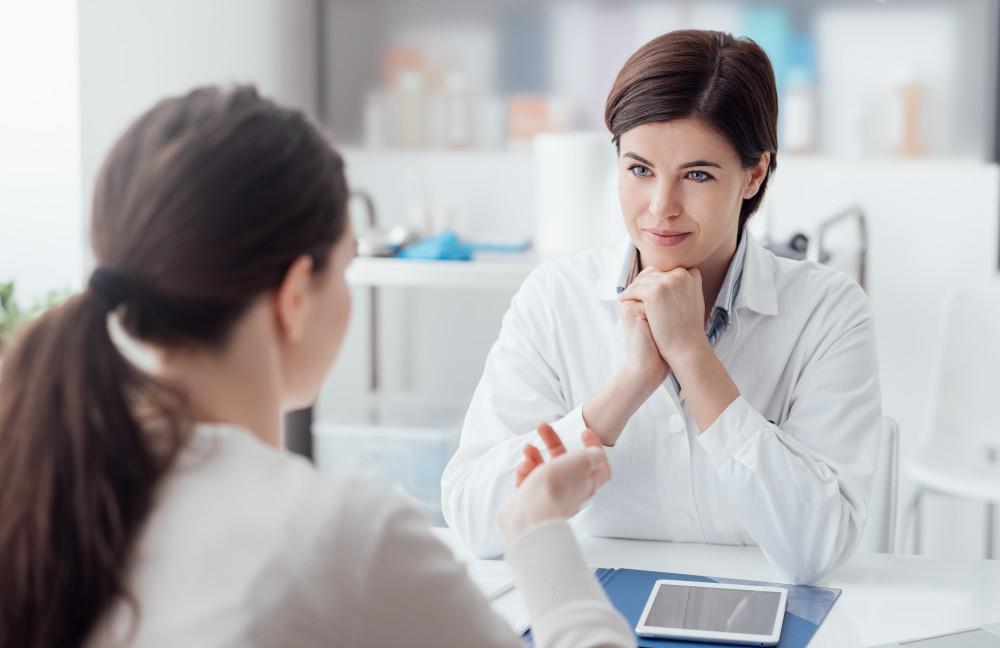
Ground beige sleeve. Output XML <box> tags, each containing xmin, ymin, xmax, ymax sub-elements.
<box><xmin>358</xmin><ymin>492</ymin><xmax>524</xmax><ymax>648</ymax></box>
<box><xmin>505</xmin><ymin>520</ymin><xmax>634</xmax><ymax>648</ymax></box>
<box><xmin>330</xmin><ymin>481</ymin><xmax>632</xmax><ymax>648</ymax></box>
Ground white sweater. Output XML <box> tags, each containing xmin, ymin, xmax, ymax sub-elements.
<box><xmin>87</xmin><ymin>423</ymin><xmax>632</xmax><ymax>647</ymax></box>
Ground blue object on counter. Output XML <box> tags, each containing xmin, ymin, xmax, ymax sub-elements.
<box><xmin>396</xmin><ymin>231</ymin><xmax>532</xmax><ymax>261</ymax></box>
<box><xmin>396</xmin><ymin>231</ymin><xmax>473</xmax><ymax>261</ymax></box>
<box><xmin>468</xmin><ymin>240</ymin><xmax>533</xmax><ymax>254</ymax></box>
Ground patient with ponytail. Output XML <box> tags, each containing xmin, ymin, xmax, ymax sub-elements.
<box><xmin>0</xmin><ymin>86</ymin><xmax>631</xmax><ymax>648</ymax></box>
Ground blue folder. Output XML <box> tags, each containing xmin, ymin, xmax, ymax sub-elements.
<box><xmin>524</xmin><ymin>568</ymin><xmax>840</xmax><ymax>647</ymax></box>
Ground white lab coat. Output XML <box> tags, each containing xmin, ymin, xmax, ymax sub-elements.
<box><xmin>442</xmin><ymin>233</ymin><xmax>882</xmax><ymax>584</ymax></box>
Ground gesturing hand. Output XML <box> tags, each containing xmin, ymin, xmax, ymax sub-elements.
<box><xmin>498</xmin><ymin>423</ymin><xmax>611</xmax><ymax>543</ymax></box>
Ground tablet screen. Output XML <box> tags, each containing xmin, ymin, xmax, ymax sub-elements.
<box><xmin>643</xmin><ymin>583</ymin><xmax>783</xmax><ymax>635</ymax></box>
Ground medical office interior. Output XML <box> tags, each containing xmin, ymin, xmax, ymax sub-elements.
<box><xmin>2</xmin><ymin>0</ymin><xmax>1000</xmax><ymax>646</ymax></box>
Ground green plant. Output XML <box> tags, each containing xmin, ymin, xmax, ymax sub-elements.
<box><xmin>0</xmin><ymin>281</ymin><xmax>71</xmax><ymax>355</ymax></box>
<box><xmin>0</xmin><ymin>281</ymin><xmax>22</xmax><ymax>354</ymax></box>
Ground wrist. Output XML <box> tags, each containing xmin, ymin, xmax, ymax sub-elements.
<box><xmin>583</xmin><ymin>366</ymin><xmax>664</xmax><ymax>447</ymax></box>
<box><xmin>666</xmin><ymin>336</ymin><xmax>714</xmax><ymax>375</ymax></box>
<box><xmin>498</xmin><ymin>497</ymin><xmax>558</xmax><ymax>546</ymax></box>
<box><xmin>618</xmin><ymin>363</ymin><xmax>667</xmax><ymax>396</ymax></box>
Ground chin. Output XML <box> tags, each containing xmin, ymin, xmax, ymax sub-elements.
<box><xmin>638</xmin><ymin>246</ymin><xmax>690</xmax><ymax>272</ymax></box>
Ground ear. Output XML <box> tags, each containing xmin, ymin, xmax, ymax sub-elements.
<box><xmin>743</xmin><ymin>152</ymin><xmax>771</xmax><ymax>199</ymax></box>
<box><xmin>273</xmin><ymin>255</ymin><xmax>314</xmax><ymax>343</ymax></box>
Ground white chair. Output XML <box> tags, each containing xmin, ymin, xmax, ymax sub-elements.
<box><xmin>860</xmin><ymin>417</ymin><xmax>900</xmax><ymax>554</ymax></box>
<box><xmin>902</xmin><ymin>286</ymin><xmax>1000</xmax><ymax>558</ymax></box>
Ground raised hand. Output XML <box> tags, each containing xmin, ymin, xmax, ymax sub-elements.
<box><xmin>499</xmin><ymin>423</ymin><xmax>611</xmax><ymax>543</ymax></box>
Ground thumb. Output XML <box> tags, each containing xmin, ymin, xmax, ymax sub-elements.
<box><xmin>581</xmin><ymin>428</ymin><xmax>603</xmax><ymax>449</ymax></box>
<box><xmin>546</xmin><ymin>451</ymin><xmax>599</xmax><ymax>506</ymax></box>
<box><xmin>584</xmin><ymin>445</ymin><xmax>611</xmax><ymax>487</ymax></box>
<box><xmin>581</xmin><ymin>430</ymin><xmax>611</xmax><ymax>485</ymax></box>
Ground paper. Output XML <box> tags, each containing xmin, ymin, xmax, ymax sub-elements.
<box><xmin>468</xmin><ymin>560</ymin><xmax>516</xmax><ymax>601</ymax></box>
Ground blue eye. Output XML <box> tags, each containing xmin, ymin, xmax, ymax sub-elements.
<box><xmin>628</xmin><ymin>164</ymin><xmax>652</xmax><ymax>178</ymax></box>
<box><xmin>686</xmin><ymin>170</ymin><xmax>713</xmax><ymax>183</ymax></box>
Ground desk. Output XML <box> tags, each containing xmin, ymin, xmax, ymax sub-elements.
<box><xmin>433</xmin><ymin>528</ymin><xmax>1000</xmax><ymax>647</ymax></box>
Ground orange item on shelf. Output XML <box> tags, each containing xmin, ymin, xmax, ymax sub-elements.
<box><xmin>507</xmin><ymin>96</ymin><xmax>552</xmax><ymax>142</ymax></box>
<box><xmin>897</xmin><ymin>82</ymin><xmax>925</xmax><ymax>158</ymax></box>
<box><xmin>382</xmin><ymin>46</ymin><xmax>428</xmax><ymax>88</ymax></box>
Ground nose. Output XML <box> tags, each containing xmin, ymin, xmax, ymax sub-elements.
<box><xmin>648</xmin><ymin>178</ymin><xmax>682</xmax><ymax>220</ymax></box>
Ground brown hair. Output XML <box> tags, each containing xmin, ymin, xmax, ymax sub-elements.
<box><xmin>605</xmin><ymin>29</ymin><xmax>779</xmax><ymax>233</ymax></box>
<box><xmin>0</xmin><ymin>85</ymin><xmax>349</xmax><ymax>647</ymax></box>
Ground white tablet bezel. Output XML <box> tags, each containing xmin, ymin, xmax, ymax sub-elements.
<box><xmin>634</xmin><ymin>579</ymin><xmax>787</xmax><ymax>646</ymax></box>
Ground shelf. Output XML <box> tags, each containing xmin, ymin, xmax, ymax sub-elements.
<box><xmin>341</xmin><ymin>145</ymin><xmax>532</xmax><ymax>157</ymax></box>
<box><xmin>324</xmin><ymin>1</ymin><xmax>998</xmax><ymax>160</ymax></box>
<box><xmin>346</xmin><ymin>252</ymin><xmax>539</xmax><ymax>290</ymax></box>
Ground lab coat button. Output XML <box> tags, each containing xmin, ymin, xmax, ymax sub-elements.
<box><xmin>669</xmin><ymin>414</ymin><xmax>685</xmax><ymax>433</ymax></box>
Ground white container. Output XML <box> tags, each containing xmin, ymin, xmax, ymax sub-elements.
<box><xmin>532</xmin><ymin>131</ymin><xmax>621</xmax><ymax>257</ymax></box>
<box><xmin>313</xmin><ymin>422</ymin><xmax>459</xmax><ymax>526</ymax></box>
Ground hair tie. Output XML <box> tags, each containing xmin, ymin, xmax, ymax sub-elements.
<box><xmin>88</xmin><ymin>267</ymin><xmax>131</xmax><ymax>310</ymax></box>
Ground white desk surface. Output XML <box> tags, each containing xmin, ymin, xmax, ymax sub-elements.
<box><xmin>433</xmin><ymin>528</ymin><xmax>1000</xmax><ymax>647</ymax></box>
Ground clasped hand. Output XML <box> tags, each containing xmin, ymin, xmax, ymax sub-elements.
<box><xmin>616</xmin><ymin>266</ymin><xmax>709</xmax><ymax>384</ymax></box>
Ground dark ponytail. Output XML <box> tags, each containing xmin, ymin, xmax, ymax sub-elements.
<box><xmin>0</xmin><ymin>85</ymin><xmax>349</xmax><ymax>647</ymax></box>
<box><xmin>0</xmin><ymin>291</ymin><xmax>186</xmax><ymax>647</ymax></box>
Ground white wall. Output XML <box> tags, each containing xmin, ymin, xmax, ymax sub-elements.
<box><xmin>77</xmin><ymin>0</ymin><xmax>318</xmax><ymax>253</ymax></box>
<box><xmin>0</xmin><ymin>0</ymin><xmax>318</xmax><ymax>301</ymax></box>
<box><xmin>0</xmin><ymin>2</ymin><xmax>83</xmax><ymax>303</ymax></box>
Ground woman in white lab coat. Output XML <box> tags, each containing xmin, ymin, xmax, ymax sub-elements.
<box><xmin>443</xmin><ymin>29</ymin><xmax>882</xmax><ymax>585</ymax></box>
<box><xmin>0</xmin><ymin>86</ymin><xmax>632</xmax><ymax>647</ymax></box>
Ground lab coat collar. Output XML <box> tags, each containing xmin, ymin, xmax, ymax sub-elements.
<box><xmin>595</xmin><ymin>236</ymin><xmax>635</xmax><ymax>302</ymax></box>
<box><xmin>593</xmin><ymin>231</ymin><xmax>778</xmax><ymax>317</ymax></box>
<box><xmin>735</xmin><ymin>232</ymin><xmax>779</xmax><ymax>317</ymax></box>
<box><xmin>715</xmin><ymin>232</ymin><xmax>748</xmax><ymax>317</ymax></box>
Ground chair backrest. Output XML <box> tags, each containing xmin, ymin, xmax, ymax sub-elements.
<box><xmin>860</xmin><ymin>417</ymin><xmax>899</xmax><ymax>554</ymax></box>
<box><xmin>932</xmin><ymin>285</ymin><xmax>1000</xmax><ymax>445</ymax></box>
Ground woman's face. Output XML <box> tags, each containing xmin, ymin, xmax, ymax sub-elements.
<box><xmin>283</xmin><ymin>223</ymin><xmax>355</xmax><ymax>409</ymax></box>
<box><xmin>617</xmin><ymin>118</ymin><xmax>764</xmax><ymax>272</ymax></box>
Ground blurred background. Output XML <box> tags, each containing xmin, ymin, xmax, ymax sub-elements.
<box><xmin>2</xmin><ymin>0</ymin><xmax>1000</xmax><ymax>560</ymax></box>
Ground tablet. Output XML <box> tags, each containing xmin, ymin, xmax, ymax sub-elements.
<box><xmin>635</xmin><ymin>579</ymin><xmax>787</xmax><ymax>646</ymax></box>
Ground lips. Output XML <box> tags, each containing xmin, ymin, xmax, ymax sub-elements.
<box><xmin>642</xmin><ymin>229</ymin><xmax>691</xmax><ymax>247</ymax></box>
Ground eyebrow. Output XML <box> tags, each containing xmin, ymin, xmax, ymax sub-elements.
<box><xmin>622</xmin><ymin>152</ymin><xmax>722</xmax><ymax>170</ymax></box>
